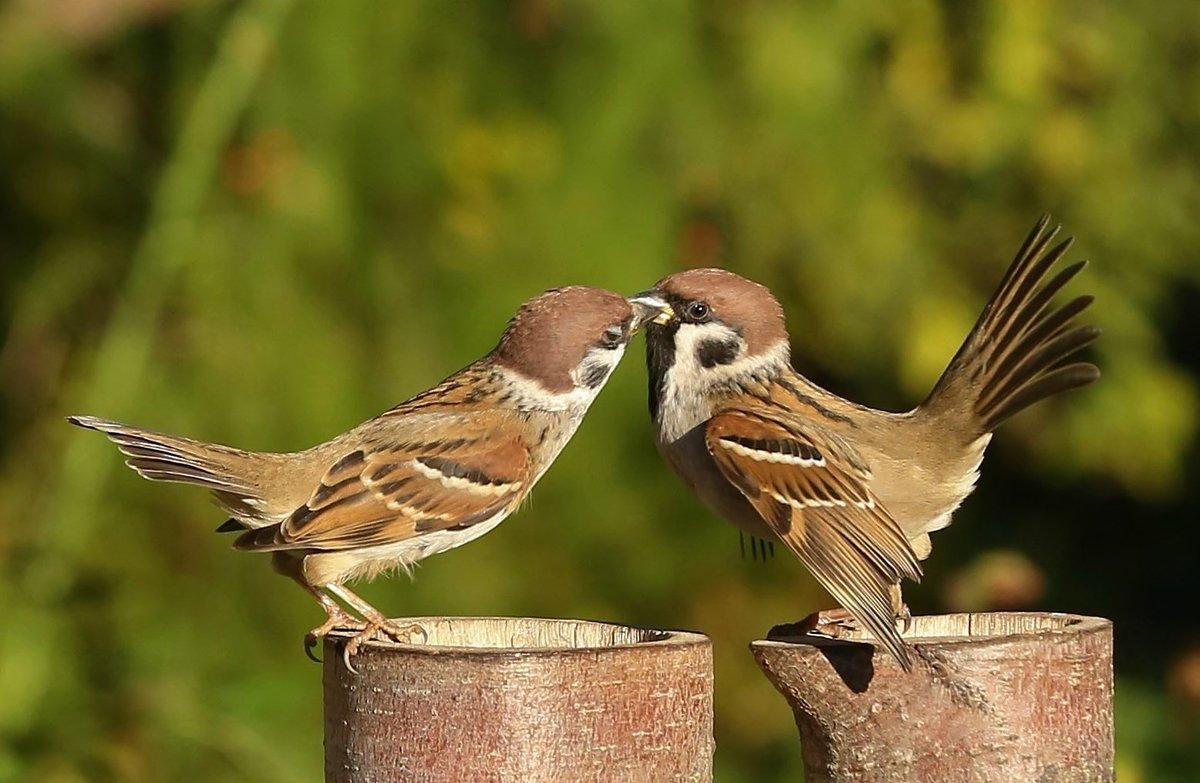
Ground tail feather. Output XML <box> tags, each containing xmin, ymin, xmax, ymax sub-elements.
<box><xmin>1000</xmin><ymin>292</ymin><xmax>1094</xmax><ymax>372</ymax></box>
<box><xmin>215</xmin><ymin>518</ymin><xmax>248</xmax><ymax>533</ymax></box>
<box><xmin>67</xmin><ymin>415</ymin><xmax>261</xmax><ymax>496</ymax></box>
<box><xmin>982</xmin><ymin>363</ymin><xmax>1100</xmax><ymax>430</ymax></box>
<box><xmin>924</xmin><ymin>216</ymin><xmax>1100</xmax><ymax>437</ymax></box>
<box><xmin>125</xmin><ymin>459</ymin><xmax>255</xmax><ymax>492</ymax></box>
<box><xmin>978</xmin><ymin>324</ymin><xmax>1100</xmax><ymax>419</ymax></box>
<box><xmin>986</xmin><ymin>262</ymin><xmax>1087</xmax><ymax>366</ymax></box>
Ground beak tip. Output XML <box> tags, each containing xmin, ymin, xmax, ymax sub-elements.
<box><xmin>627</xmin><ymin>290</ymin><xmax>673</xmax><ymax>329</ymax></box>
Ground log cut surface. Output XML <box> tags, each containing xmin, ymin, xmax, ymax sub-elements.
<box><xmin>752</xmin><ymin>612</ymin><xmax>1113</xmax><ymax>783</ymax></box>
<box><xmin>324</xmin><ymin>616</ymin><xmax>713</xmax><ymax>783</ymax></box>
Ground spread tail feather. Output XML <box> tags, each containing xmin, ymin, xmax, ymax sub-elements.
<box><xmin>923</xmin><ymin>216</ymin><xmax>1100</xmax><ymax>437</ymax></box>
<box><xmin>67</xmin><ymin>415</ymin><xmax>269</xmax><ymax>512</ymax></box>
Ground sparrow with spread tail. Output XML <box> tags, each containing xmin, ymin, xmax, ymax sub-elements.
<box><xmin>631</xmin><ymin>217</ymin><xmax>1099</xmax><ymax>670</ymax></box>
<box><xmin>71</xmin><ymin>286</ymin><xmax>669</xmax><ymax>668</ymax></box>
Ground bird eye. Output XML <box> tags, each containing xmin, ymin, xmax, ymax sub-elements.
<box><xmin>600</xmin><ymin>326</ymin><xmax>624</xmax><ymax>349</ymax></box>
<box><xmin>686</xmin><ymin>301</ymin><xmax>711</xmax><ymax>322</ymax></box>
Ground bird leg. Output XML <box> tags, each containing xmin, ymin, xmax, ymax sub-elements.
<box><xmin>303</xmin><ymin>589</ymin><xmax>369</xmax><ymax>663</ymax></box>
<box><xmin>272</xmin><ymin>553</ymin><xmax>369</xmax><ymax>662</ymax></box>
<box><xmin>325</xmin><ymin>583</ymin><xmax>428</xmax><ymax>673</ymax></box>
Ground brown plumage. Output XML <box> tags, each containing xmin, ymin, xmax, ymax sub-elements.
<box><xmin>641</xmin><ymin>216</ymin><xmax>1099</xmax><ymax>670</ymax></box>
<box><xmin>71</xmin><ymin>285</ymin><xmax>668</xmax><ymax>668</ymax></box>
<box><xmin>493</xmin><ymin>286</ymin><xmax>637</xmax><ymax>392</ymax></box>
<box><xmin>923</xmin><ymin>217</ymin><xmax>1100</xmax><ymax>436</ymax></box>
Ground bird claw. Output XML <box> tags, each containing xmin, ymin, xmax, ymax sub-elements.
<box><xmin>304</xmin><ymin>615</ymin><xmax>369</xmax><ymax>665</ymax></box>
<box><xmin>299</xmin><ymin>613</ymin><xmax>428</xmax><ymax>673</ymax></box>
<box><xmin>764</xmin><ymin>608</ymin><xmax>862</xmax><ymax>641</ymax></box>
<box><xmin>304</xmin><ymin>636</ymin><xmax>322</xmax><ymax>664</ymax></box>
<box><xmin>339</xmin><ymin>621</ymin><xmax>428</xmax><ymax>675</ymax></box>
<box><xmin>777</xmin><ymin>605</ymin><xmax>912</xmax><ymax>641</ymax></box>
<box><xmin>391</xmin><ymin>621</ymin><xmax>428</xmax><ymax>645</ymax></box>
<box><xmin>341</xmin><ymin>630</ymin><xmax>371</xmax><ymax>674</ymax></box>
<box><xmin>803</xmin><ymin>607</ymin><xmax>862</xmax><ymax>639</ymax></box>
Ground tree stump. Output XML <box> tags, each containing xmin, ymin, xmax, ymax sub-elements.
<box><xmin>752</xmin><ymin>612</ymin><xmax>1113</xmax><ymax>783</ymax></box>
<box><xmin>324</xmin><ymin>617</ymin><xmax>713</xmax><ymax>783</ymax></box>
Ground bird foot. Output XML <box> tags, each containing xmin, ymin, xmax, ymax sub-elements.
<box><xmin>772</xmin><ymin>604</ymin><xmax>912</xmax><ymax>641</ymax></box>
<box><xmin>797</xmin><ymin>607</ymin><xmax>862</xmax><ymax>639</ymax></box>
<box><xmin>304</xmin><ymin>614</ymin><xmax>369</xmax><ymax>663</ymax></box>
<box><xmin>340</xmin><ymin>620</ymin><xmax>428</xmax><ymax>674</ymax></box>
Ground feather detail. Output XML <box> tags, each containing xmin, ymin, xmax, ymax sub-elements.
<box><xmin>68</xmin><ymin>415</ymin><xmax>268</xmax><ymax>501</ymax></box>
<box><xmin>705</xmin><ymin>407</ymin><xmax>921</xmax><ymax>670</ymax></box>
<box><xmin>235</xmin><ymin>412</ymin><xmax>532</xmax><ymax>553</ymax></box>
<box><xmin>924</xmin><ymin>216</ymin><xmax>1100</xmax><ymax>437</ymax></box>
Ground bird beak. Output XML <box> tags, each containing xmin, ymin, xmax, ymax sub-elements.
<box><xmin>627</xmin><ymin>291</ymin><xmax>674</xmax><ymax>331</ymax></box>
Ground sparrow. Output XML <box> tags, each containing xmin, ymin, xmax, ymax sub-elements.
<box><xmin>632</xmin><ymin>217</ymin><xmax>1099</xmax><ymax>670</ymax></box>
<box><xmin>71</xmin><ymin>286</ymin><xmax>669</xmax><ymax>669</ymax></box>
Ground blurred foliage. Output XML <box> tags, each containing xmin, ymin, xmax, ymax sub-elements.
<box><xmin>2</xmin><ymin>0</ymin><xmax>1199</xmax><ymax>780</ymax></box>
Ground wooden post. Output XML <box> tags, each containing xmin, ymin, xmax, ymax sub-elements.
<box><xmin>324</xmin><ymin>617</ymin><xmax>713</xmax><ymax>783</ymax></box>
<box><xmin>752</xmin><ymin>612</ymin><xmax>1113</xmax><ymax>783</ymax></box>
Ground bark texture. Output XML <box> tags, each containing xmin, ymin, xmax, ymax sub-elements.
<box><xmin>752</xmin><ymin>612</ymin><xmax>1113</xmax><ymax>783</ymax></box>
<box><xmin>324</xmin><ymin>617</ymin><xmax>713</xmax><ymax>783</ymax></box>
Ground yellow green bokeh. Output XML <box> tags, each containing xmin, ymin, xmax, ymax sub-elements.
<box><xmin>2</xmin><ymin>2</ymin><xmax>1198</xmax><ymax>780</ymax></box>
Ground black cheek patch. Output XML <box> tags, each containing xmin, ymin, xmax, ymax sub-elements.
<box><xmin>697</xmin><ymin>338</ymin><xmax>740</xmax><ymax>368</ymax></box>
<box><xmin>581</xmin><ymin>363</ymin><xmax>610</xmax><ymax>388</ymax></box>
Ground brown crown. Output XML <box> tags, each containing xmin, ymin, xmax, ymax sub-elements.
<box><xmin>657</xmin><ymin>268</ymin><xmax>788</xmax><ymax>356</ymax></box>
<box><xmin>492</xmin><ymin>286</ymin><xmax>633</xmax><ymax>392</ymax></box>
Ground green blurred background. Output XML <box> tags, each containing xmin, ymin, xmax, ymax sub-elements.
<box><xmin>2</xmin><ymin>1</ymin><xmax>1199</xmax><ymax>780</ymax></box>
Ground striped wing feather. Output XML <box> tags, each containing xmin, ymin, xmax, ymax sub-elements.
<box><xmin>236</xmin><ymin>419</ymin><xmax>530</xmax><ymax>553</ymax></box>
<box><xmin>704</xmin><ymin>408</ymin><xmax>922</xmax><ymax>669</ymax></box>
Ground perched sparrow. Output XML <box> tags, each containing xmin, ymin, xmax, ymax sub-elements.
<box><xmin>633</xmin><ymin>217</ymin><xmax>1099</xmax><ymax>669</ymax></box>
<box><xmin>71</xmin><ymin>286</ymin><xmax>669</xmax><ymax>668</ymax></box>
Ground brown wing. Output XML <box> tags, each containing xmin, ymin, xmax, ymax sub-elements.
<box><xmin>235</xmin><ymin>417</ymin><xmax>531</xmax><ymax>553</ymax></box>
<box><xmin>705</xmin><ymin>409</ymin><xmax>922</xmax><ymax>669</ymax></box>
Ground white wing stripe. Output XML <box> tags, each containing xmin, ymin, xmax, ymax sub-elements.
<box><xmin>409</xmin><ymin>459</ymin><xmax>520</xmax><ymax>496</ymax></box>
<box><xmin>719</xmin><ymin>439</ymin><xmax>826</xmax><ymax>467</ymax></box>
<box><xmin>768</xmin><ymin>491</ymin><xmax>875</xmax><ymax>510</ymax></box>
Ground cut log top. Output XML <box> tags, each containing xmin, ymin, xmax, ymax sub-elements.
<box><xmin>755</xmin><ymin>611</ymin><xmax>1110</xmax><ymax>670</ymax></box>
<box><xmin>753</xmin><ymin>612</ymin><xmax>1114</xmax><ymax>783</ymax></box>
<box><xmin>324</xmin><ymin>617</ymin><xmax>713</xmax><ymax>783</ymax></box>
<box><xmin>327</xmin><ymin>615</ymin><xmax>689</xmax><ymax>654</ymax></box>
<box><xmin>888</xmin><ymin>610</ymin><xmax>1108</xmax><ymax>642</ymax></box>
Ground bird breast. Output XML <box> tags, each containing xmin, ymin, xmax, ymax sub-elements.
<box><xmin>657</xmin><ymin>424</ymin><xmax>776</xmax><ymax>539</ymax></box>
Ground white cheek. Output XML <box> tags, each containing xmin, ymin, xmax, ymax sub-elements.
<box><xmin>655</xmin><ymin>327</ymin><xmax>790</xmax><ymax>443</ymax></box>
<box><xmin>497</xmin><ymin>345</ymin><xmax>629</xmax><ymax>412</ymax></box>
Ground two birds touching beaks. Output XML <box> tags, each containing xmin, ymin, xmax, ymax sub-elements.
<box><xmin>71</xmin><ymin>216</ymin><xmax>1099</xmax><ymax>672</ymax></box>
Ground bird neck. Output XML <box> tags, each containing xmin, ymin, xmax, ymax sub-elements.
<box><xmin>652</xmin><ymin>342</ymin><xmax>790</xmax><ymax>443</ymax></box>
<box><xmin>382</xmin><ymin>361</ymin><xmax>594</xmax><ymax>418</ymax></box>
